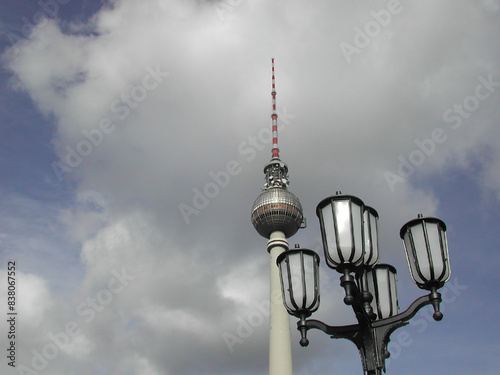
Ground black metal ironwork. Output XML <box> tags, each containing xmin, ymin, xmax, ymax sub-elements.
<box><xmin>295</xmin><ymin>277</ymin><xmax>443</xmax><ymax>375</ymax></box>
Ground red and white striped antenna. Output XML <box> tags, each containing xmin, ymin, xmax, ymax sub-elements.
<box><xmin>271</xmin><ymin>58</ymin><xmax>279</xmax><ymax>159</ymax></box>
<box><xmin>262</xmin><ymin>58</ymin><xmax>290</xmax><ymax>190</ymax></box>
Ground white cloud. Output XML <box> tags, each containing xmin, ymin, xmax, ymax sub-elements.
<box><xmin>0</xmin><ymin>270</ymin><xmax>52</xmax><ymax>329</ymax></box>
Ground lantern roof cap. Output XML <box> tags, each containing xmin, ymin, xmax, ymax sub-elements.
<box><xmin>399</xmin><ymin>216</ymin><xmax>447</xmax><ymax>239</ymax></box>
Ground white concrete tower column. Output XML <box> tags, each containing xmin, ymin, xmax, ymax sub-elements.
<box><xmin>268</xmin><ymin>231</ymin><xmax>293</xmax><ymax>375</ymax></box>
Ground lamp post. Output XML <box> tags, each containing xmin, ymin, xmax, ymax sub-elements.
<box><xmin>276</xmin><ymin>192</ymin><xmax>451</xmax><ymax>375</ymax></box>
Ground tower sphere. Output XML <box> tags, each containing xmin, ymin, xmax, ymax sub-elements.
<box><xmin>251</xmin><ymin>187</ymin><xmax>304</xmax><ymax>238</ymax></box>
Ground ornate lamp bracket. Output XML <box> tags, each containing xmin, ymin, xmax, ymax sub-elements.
<box><xmin>298</xmin><ymin>293</ymin><xmax>440</xmax><ymax>375</ymax></box>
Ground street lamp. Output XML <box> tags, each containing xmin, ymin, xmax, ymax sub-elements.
<box><xmin>276</xmin><ymin>192</ymin><xmax>451</xmax><ymax>374</ymax></box>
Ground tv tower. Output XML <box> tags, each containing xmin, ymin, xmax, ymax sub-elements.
<box><xmin>251</xmin><ymin>59</ymin><xmax>304</xmax><ymax>375</ymax></box>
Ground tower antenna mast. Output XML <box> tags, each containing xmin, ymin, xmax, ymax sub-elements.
<box><xmin>271</xmin><ymin>58</ymin><xmax>279</xmax><ymax>159</ymax></box>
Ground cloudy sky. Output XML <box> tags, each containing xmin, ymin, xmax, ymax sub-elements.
<box><xmin>0</xmin><ymin>0</ymin><xmax>499</xmax><ymax>374</ymax></box>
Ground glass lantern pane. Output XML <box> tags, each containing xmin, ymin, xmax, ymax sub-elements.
<box><xmin>363</xmin><ymin>208</ymin><xmax>379</xmax><ymax>267</ymax></box>
<box><xmin>403</xmin><ymin>232</ymin><xmax>423</xmax><ymax>286</ymax></box>
<box><xmin>363</xmin><ymin>211</ymin><xmax>371</xmax><ymax>262</ymax></box>
<box><xmin>351</xmin><ymin>202</ymin><xmax>363</xmax><ymax>265</ymax></box>
<box><xmin>321</xmin><ymin>204</ymin><xmax>340</xmax><ymax>267</ymax></box>
<box><xmin>370</xmin><ymin>215</ymin><xmax>379</xmax><ymax>264</ymax></box>
<box><xmin>310</xmin><ymin>276</ymin><xmax>320</xmax><ymax>311</ymax></box>
<box><xmin>288</xmin><ymin>253</ymin><xmax>305</xmax><ymax>309</ymax></box>
<box><xmin>279</xmin><ymin>259</ymin><xmax>293</xmax><ymax>311</ymax></box>
<box><xmin>377</xmin><ymin>269</ymin><xmax>391</xmax><ymax>319</ymax></box>
<box><xmin>387</xmin><ymin>269</ymin><xmax>399</xmax><ymax>317</ymax></box>
<box><xmin>441</xmin><ymin>231</ymin><xmax>451</xmax><ymax>282</ymax></box>
<box><xmin>334</xmin><ymin>200</ymin><xmax>353</xmax><ymax>254</ymax></box>
<box><xmin>366</xmin><ymin>271</ymin><xmax>376</xmax><ymax>312</ymax></box>
<box><xmin>303</xmin><ymin>254</ymin><xmax>316</xmax><ymax>309</ymax></box>
<box><xmin>426</xmin><ymin>222</ymin><xmax>443</xmax><ymax>281</ymax></box>
<box><xmin>410</xmin><ymin>224</ymin><xmax>432</xmax><ymax>283</ymax></box>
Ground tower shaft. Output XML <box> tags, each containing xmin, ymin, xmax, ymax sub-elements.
<box><xmin>268</xmin><ymin>232</ymin><xmax>293</xmax><ymax>375</ymax></box>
